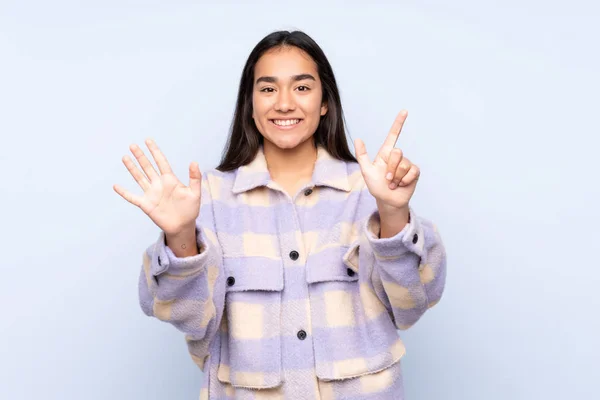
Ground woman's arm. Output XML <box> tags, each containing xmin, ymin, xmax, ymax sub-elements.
<box><xmin>355</xmin><ymin>188</ymin><xmax>447</xmax><ymax>330</ymax></box>
<box><xmin>138</xmin><ymin>173</ymin><xmax>226</xmax><ymax>370</ymax></box>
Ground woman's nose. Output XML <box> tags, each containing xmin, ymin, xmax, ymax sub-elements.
<box><xmin>274</xmin><ymin>90</ymin><xmax>295</xmax><ymax>112</ymax></box>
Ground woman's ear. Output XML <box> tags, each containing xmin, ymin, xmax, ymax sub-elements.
<box><xmin>320</xmin><ymin>101</ymin><xmax>328</xmax><ymax>116</ymax></box>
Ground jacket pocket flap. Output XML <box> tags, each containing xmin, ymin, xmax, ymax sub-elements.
<box><xmin>342</xmin><ymin>240</ymin><xmax>360</xmax><ymax>273</ymax></box>
<box><xmin>306</xmin><ymin>246</ymin><xmax>359</xmax><ymax>284</ymax></box>
<box><xmin>223</xmin><ymin>257</ymin><xmax>284</xmax><ymax>292</ymax></box>
<box><xmin>316</xmin><ymin>339</ymin><xmax>406</xmax><ymax>381</ymax></box>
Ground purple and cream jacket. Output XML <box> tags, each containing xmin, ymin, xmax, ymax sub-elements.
<box><xmin>139</xmin><ymin>145</ymin><xmax>447</xmax><ymax>399</ymax></box>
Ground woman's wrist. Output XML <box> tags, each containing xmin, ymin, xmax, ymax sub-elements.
<box><xmin>376</xmin><ymin>203</ymin><xmax>410</xmax><ymax>239</ymax></box>
<box><xmin>165</xmin><ymin>225</ymin><xmax>199</xmax><ymax>257</ymax></box>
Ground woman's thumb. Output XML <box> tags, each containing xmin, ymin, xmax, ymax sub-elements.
<box><xmin>189</xmin><ymin>162</ymin><xmax>202</xmax><ymax>195</ymax></box>
<box><xmin>354</xmin><ymin>138</ymin><xmax>371</xmax><ymax>169</ymax></box>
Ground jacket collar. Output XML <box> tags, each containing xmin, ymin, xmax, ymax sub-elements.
<box><xmin>232</xmin><ymin>144</ymin><xmax>351</xmax><ymax>194</ymax></box>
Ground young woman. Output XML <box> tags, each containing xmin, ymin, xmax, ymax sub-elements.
<box><xmin>114</xmin><ymin>30</ymin><xmax>446</xmax><ymax>400</ymax></box>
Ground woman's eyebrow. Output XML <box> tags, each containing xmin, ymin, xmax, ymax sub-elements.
<box><xmin>255</xmin><ymin>74</ymin><xmax>317</xmax><ymax>84</ymax></box>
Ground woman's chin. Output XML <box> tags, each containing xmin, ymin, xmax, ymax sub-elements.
<box><xmin>266</xmin><ymin>135</ymin><xmax>308</xmax><ymax>151</ymax></box>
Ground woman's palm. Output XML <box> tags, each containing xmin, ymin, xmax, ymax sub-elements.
<box><xmin>141</xmin><ymin>172</ymin><xmax>200</xmax><ymax>235</ymax></box>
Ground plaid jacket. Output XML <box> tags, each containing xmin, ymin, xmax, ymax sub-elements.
<box><xmin>139</xmin><ymin>145</ymin><xmax>447</xmax><ymax>399</ymax></box>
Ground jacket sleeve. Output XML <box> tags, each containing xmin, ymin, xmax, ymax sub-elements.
<box><xmin>138</xmin><ymin>173</ymin><xmax>225</xmax><ymax>370</ymax></box>
<box><xmin>355</xmin><ymin>187</ymin><xmax>447</xmax><ymax>330</ymax></box>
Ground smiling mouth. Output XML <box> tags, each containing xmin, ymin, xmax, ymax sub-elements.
<box><xmin>269</xmin><ymin>118</ymin><xmax>303</xmax><ymax>128</ymax></box>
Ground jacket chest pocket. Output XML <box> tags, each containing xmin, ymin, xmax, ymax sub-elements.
<box><xmin>306</xmin><ymin>244</ymin><xmax>406</xmax><ymax>381</ymax></box>
<box><xmin>217</xmin><ymin>256</ymin><xmax>284</xmax><ymax>389</ymax></box>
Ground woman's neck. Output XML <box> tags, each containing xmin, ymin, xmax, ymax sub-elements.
<box><xmin>263</xmin><ymin>138</ymin><xmax>317</xmax><ymax>194</ymax></box>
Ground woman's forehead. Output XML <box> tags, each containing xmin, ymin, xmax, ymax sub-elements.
<box><xmin>254</xmin><ymin>46</ymin><xmax>318</xmax><ymax>79</ymax></box>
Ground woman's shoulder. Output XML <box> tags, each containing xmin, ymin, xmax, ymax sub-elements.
<box><xmin>202</xmin><ymin>168</ymin><xmax>236</xmax><ymax>187</ymax></box>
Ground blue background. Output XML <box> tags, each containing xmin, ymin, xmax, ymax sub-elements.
<box><xmin>1</xmin><ymin>1</ymin><xmax>598</xmax><ymax>398</ymax></box>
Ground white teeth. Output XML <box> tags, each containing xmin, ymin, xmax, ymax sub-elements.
<box><xmin>273</xmin><ymin>119</ymin><xmax>300</xmax><ymax>126</ymax></box>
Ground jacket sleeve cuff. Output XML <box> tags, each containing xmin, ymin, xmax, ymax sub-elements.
<box><xmin>149</xmin><ymin>219</ymin><xmax>213</xmax><ymax>277</ymax></box>
<box><xmin>364</xmin><ymin>207</ymin><xmax>426</xmax><ymax>259</ymax></box>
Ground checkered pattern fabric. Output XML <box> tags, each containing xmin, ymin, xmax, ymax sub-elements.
<box><xmin>139</xmin><ymin>145</ymin><xmax>447</xmax><ymax>399</ymax></box>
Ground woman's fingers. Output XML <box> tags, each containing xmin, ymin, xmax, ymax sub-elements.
<box><xmin>113</xmin><ymin>184</ymin><xmax>143</xmax><ymax>208</ymax></box>
<box><xmin>377</xmin><ymin>110</ymin><xmax>408</xmax><ymax>161</ymax></box>
<box><xmin>398</xmin><ymin>164</ymin><xmax>420</xmax><ymax>187</ymax></box>
<box><xmin>189</xmin><ymin>162</ymin><xmax>202</xmax><ymax>195</ymax></box>
<box><xmin>354</xmin><ymin>138</ymin><xmax>371</xmax><ymax>170</ymax></box>
<box><xmin>129</xmin><ymin>143</ymin><xmax>160</xmax><ymax>182</ymax></box>
<box><xmin>391</xmin><ymin>158</ymin><xmax>412</xmax><ymax>188</ymax></box>
<box><xmin>122</xmin><ymin>155</ymin><xmax>150</xmax><ymax>190</ymax></box>
<box><xmin>145</xmin><ymin>138</ymin><xmax>174</xmax><ymax>175</ymax></box>
<box><xmin>386</xmin><ymin>148</ymin><xmax>403</xmax><ymax>184</ymax></box>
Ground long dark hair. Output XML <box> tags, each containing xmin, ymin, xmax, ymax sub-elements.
<box><xmin>216</xmin><ymin>30</ymin><xmax>356</xmax><ymax>172</ymax></box>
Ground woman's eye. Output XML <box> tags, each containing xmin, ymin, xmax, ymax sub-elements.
<box><xmin>297</xmin><ymin>86</ymin><xmax>310</xmax><ymax>91</ymax></box>
<box><xmin>260</xmin><ymin>87</ymin><xmax>275</xmax><ymax>93</ymax></box>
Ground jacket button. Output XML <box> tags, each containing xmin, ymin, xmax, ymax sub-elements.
<box><xmin>304</xmin><ymin>188</ymin><xmax>313</xmax><ymax>196</ymax></box>
<box><xmin>157</xmin><ymin>256</ymin><xmax>162</xmax><ymax>266</ymax></box>
<box><xmin>412</xmin><ymin>233</ymin><xmax>418</xmax><ymax>244</ymax></box>
<box><xmin>226</xmin><ymin>276</ymin><xmax>235</xmax><ymax>286</ymax></box>
<box><xmin>346</xmin><ymin>268</ymin><xmax>355</xmax><ymax>277</ymax></box>
<box><xmin>289</xmin><ymin>250</ymin><xmax>299</xmax><ymax>261</ymax></box>
<box><xmin>297</xmin><ymin>330</ymin><xmax>307</xmax><ymax>340</ymax></box>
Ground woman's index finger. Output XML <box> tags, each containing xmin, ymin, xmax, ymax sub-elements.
<box><xmin>380</xmin><ymin>110</ymin><xmax>408</xmax><ymax>152</ymax></box>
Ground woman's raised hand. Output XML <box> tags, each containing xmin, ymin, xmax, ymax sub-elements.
<box><xmin>354</xmin><ymin>110</ymin><xmax>420</xmax><ymax>210</ymax></box>
<box><xmin>113</xmin><ymin>139</ymin><xmax>202</xmax><ymax>236</ymax></box>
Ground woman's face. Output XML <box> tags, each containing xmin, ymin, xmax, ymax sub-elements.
<box><xmin>252</xmin><ymin>46</ymin><xmax>328</xmax><ymax>150</ymax></box>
